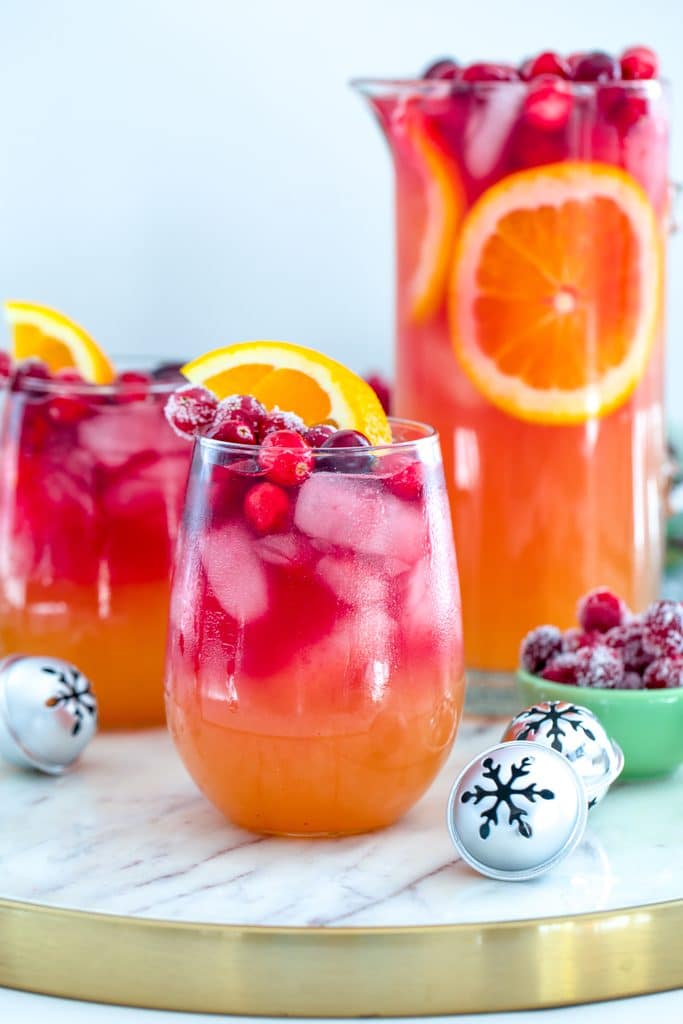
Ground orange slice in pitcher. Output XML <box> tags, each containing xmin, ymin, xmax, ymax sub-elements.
<box><xmin>401</xmin><ymin>111</ymin><xmax>465</xmax><ymax>323</ymax></box>
<box><xmin>4</xmin><ymin>301</ymin><xmax>115</xmax><ymax>383</ymax></box>
<box><xmin>449</xmin><ymin>162</ymin><xmax>662</xmax><ymax>425</ymax></box>
<box><xmin>181</xmin><ymin>341</ymin><xmax>392</xmax><ymax>444</ymax></box>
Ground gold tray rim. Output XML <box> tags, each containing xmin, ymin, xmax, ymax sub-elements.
<box><xmin>1</xmin><ymin>893</ymin><xmax>682</xmax><ymax>1015</ymax></box>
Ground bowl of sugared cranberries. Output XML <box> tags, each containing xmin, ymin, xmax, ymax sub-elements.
<box><xmin>517</xmin><ymin>589</ymin><xmax>683</xmax><ymax>778</ymax></box>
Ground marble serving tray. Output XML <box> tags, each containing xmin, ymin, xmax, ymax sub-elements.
<box><xmin>1</xmin><ymin>717</ymin><xmax>682</xmax><ymax>1016</ymax></box>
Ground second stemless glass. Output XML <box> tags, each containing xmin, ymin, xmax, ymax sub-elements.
<box><xmin>0</xmin><ymin>369</ymin><xmax>191</xmax><ymax>728</ymax></box>
<box><xmin>165</xmin><ymin>421</ymin><xmax>465</xmax><ymax>836</ymax></box>
<box><xmin>355</xmin><ymin>75</ymin><xmax>670</xmax><ymax>690</ymax></box>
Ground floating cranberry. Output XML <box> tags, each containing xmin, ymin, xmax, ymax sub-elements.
<box><xmin>244</xmin><ymin>481</ymin><xmax>290</xmax><ymax>535</ymax></box>
<box><xmin>423</xmin><ymin>58</ymin><xmax>460</xmax><ymax>81</ymax></box>
<box><xmin>521</xmin><ymin>51</ymin><xmax>570</xmax><ymax>80</ymax></box>
<box><xmin>385</xmin><ymin>460</ymin><xmax>424</xmax><ymax>500</ymax></box>
<box><xmin>523</xmin><ymin>77</ymin><xmax>573</xmax><ymax>130</ymax></box>
<box><xmin>541</xmin><ymin>653</ymin><xmax>579</xmax><ymax>685</ymax></box>
<box><xmin>572</xmin><ymin>51</ymin><xmax>620</xmax><ymax>83</ymax></box>
<box><xmin>574</xmin><ymin>644</ymin><xmax>624</xmax><ymax>689</ymax></box>
<box><xmin>577</xmin><ymin>588</ymin><xmax>625</xmax><ymax>633</ymax></box>
<box><xmin>601</xmin><ymin>87</ymin><xmax>649</xmax><ymax>133</ymax></box>
<box><xmin>566</xmin><ymin>52</ymin><xmax>585</xmax><ymax>74</ymax></box>
<box><xmin>117</xmin><ymin>370</ymin><xmax>151</xmax><ymax>403</ymax></box>
<box><xmin>164</xmin><ymin>384</ymin><xmax>218</xmax><ymax>439</ymax></box>
<box><xmin>364</xmin><ymin>372</ymin><xmax>392</xmax><ymax>415</ymax></box>
<box><xmin>220</xmin><ymin>394</ymin><xmax>267</xmax><ymax>434</ymax></box>
<box><xmin>620</xmin><ymin>45</ymin><xmax>658</xmax><ymax>81</ymax></box>
<box><xmin>207</xmin><ymin>410</ymin><xmax>257</xmax><ymax>445</ymax></box>
<box><xmin>47</xmin><ymin>393</ymin><xmax>92</xmax><ymax>425</ymax></box>
<box><xmin>604</xmin><ymin>620</ymin><xmax>652</xmax><ymax>673</ymax></box>
<box><xmin>0</xmin><ymin>351</ymin><xmax>12</xmax><ymax>379</ymax></box>
<box><xmin>305</xmin><ymin>423</ymin><xmax>336</xmax><ymax>448</ymax></box>
<box><xmin>643</xmin><ymin>657</ymin><xmax>683</xmax><ymax>690</ymax></box>
<box><xmin>520</xmin><ymin>625</ymin><xmax>563</xmax><ymax>674</ymax></box>
<box><xmin>258</xmin><ymin>408</ymin><xmax>306</xmax><ymax>441</ymax></box>
<box><xmin>460</xmin><ymin>62</ymin><xmax>519</xmax><ymax>82</ymax></box>
<box><xmin>642</xmin><ymin>600</ymin><xmax>683</xmax><ymax>658</ymax></box>
<box><xmin>258</xmin><ymin>429</ymin><xmax>313</xmax><ymax>487</ymax></box>
<box><xmin>562</xmin><ymin>628</ymin><xmax>600</xmax><ymax>653</ymax></box>
<box><xmin>317</xmin><ymin>429</ymin><xmax>375</xmax><ymax>474</ymax></box>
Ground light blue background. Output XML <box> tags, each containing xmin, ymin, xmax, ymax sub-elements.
<box><xmin>0</xmin><ymin>0</ymin><xmax>680</xmax><ymax>398</ymax></box>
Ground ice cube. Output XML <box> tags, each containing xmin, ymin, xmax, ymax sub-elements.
<box><xmin>79</xmin><ymin>404</ymin><xmax>177</xmax><ymax>470</ymax></box>
<box><xmin>294</xmin><ymin>474</ymin><xmax>424</xmax><ymax>564</ymax></box>
<box><xmin>254</xmin><ymin>532</ymin><xmax>314</xmax><ymax>569</ymax></box>
<box><xmin>465</xmin><ymin>86</ymin><xmax>523</xmax><ymax>179</ymax></box>
<box><xmin>316</xmin><ymin>554</ymin><xmax>387</xmax><ymax>606</ymax></box>
<box><xmin>202</xmin><ymin>522</ymin><xmax>269</xmax><ymax>623</ymax></box>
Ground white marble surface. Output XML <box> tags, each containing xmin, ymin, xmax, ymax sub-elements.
<box><xmin>1</xmin><ymin>718</ymin><xmax>681</xmax><ymax>925</ymax></box>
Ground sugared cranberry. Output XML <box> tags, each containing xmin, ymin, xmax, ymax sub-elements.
<box><xmin>642</xmin><ymin>600</ymin><xmax>683</xmax><ymax>658</ymax></box>
<box><xmin>572</xmin><ymin>51</ymin><xmax>620</xmax><ymax>82</ymax></box>
<box><xmin>520</xmin><ymin>625</ymin><xmax>563</xmax><ymax>674</ymax></box>
<box><xmin>461</xmin><ymin>63</ymin><xmax>519</xmax><ymax>82</ymax></box>
<box><xmin>258</xmin><ymin>408</ymin><xmax>306</xmax><ymax>441</ymax></box>
<box><xmin>620</xmin><ymin>45</ymin><xmax>658</xmax><ymax>81</ymax></box>
<box><xmin>164</xmin><ymin>384</ymin><xmax>218</xmax><ymax>439</ymax></box>
<box><xmin>364</xmin><ymin>372</ymin><xmax>392</xmax><ymax>415</ymax></box>
<box><xmin>0</xmin><ymin>352</ymin><xmax>12</xmax><ymax>379</ymax></box>
<box><xmin>258</xmin><ymin>429</ymin><xmax>313</xmax><ymax>487</ymax></box>
<box><xmin>617</xmin><ymin>671</ymin><xmax>644</xmax><ymax>690</ymax></box>
<box><xmin>604</xmin><ymin>620</ymin><xmax>652</xmax><ymax>673</ymax></box>
<box><xmin>385</xmin><ymin>460</ymin><xmax>424</xmax><ymax>500</ymax></box>
<box><xmin>243</xmin><ymin>481</ymin><xmax>290</xmax><ymax>535</ymax></box>
<box><xmin>541</xmin><ymin>653</ymin><xmax>579</xmax><ymax>685</ymax></box>
<box><xmin>523</xmin><ymin>77</ymin><xmax>573</xmax><ymax>129</ymax></box>
<box><xmin>317</xmin><ymin>429</ymin><xmax>375</xmax><ymax>474</ymax></box>
<box><xmin>305</xmin><ymin>423</ymin><xmax>336</xmax><ymax>448</ymax></box>
<box><xmin>207</xmin><ymin>410</ymin><xmax>257</xmax><ymax>445</ymax></box>
<box><xmin>577</xmin><ymin>588</ymin><xmax>625</xmax><ymax>633</ymax></box>
<box><xmin>643</xmin><ymin>657</ymin><xmax>683</xmax><ymax>690</ymax></box>
<box><xmin>574</xmin><ymin>644</ymin><xmax>624</xmax><ymax>689</ymax></box>
<box><xmin>423</xmin><ymin>58</ymin><xmax>460</xmax><ymax>81</ymax></box>
<box><xmin>562</xmin><ymin>628</ymin><xmax>600</xmax><ymax>653</ymax></box>
<box><xmin>117</xmin><ymin>370</ymin><xmax>151</xmax><ymax>403</ymax></box>
<box><xmin>521</xmin><ymin>51</ymin><xmax>570</xmax><ymax>80</ymax></box>
<box><xmin>220</xmin><ymin>394</ymin><xmax>267</xmax><ymax>434</ymax></box>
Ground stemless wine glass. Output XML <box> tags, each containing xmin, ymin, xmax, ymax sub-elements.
<box><xmin>0</xmin><ymin>364</ymin><xmax>191</xmax><ymax>728</ymax></box>
<box><xmin>165</xmin><ymin>420</ymin><xmax>465</xmax><ymax>836</ymax></box>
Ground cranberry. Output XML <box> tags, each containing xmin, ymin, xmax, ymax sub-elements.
<box><xmin>55</xmin><ymin>367</ymin><xmax>85</xmax><ymax>383</ymax></box>
<box><xmin>604</xmin><ymin>620</ymin><xmax>652</xmax><ymax>673</ymax></box>
<box><xmin>423</xmin><ymin>58</ymin><xmax>460</xmax><ymax>81</ymax></box>
<box><xmin>523</xmin><ymin>77</ymin><xmax>573</xmax><ymax>130</ymax></box>
<box><xmin>317</xmin><ymin>429</ymin><xmax>375</xmax><ymax>474</ymax></box>
<box><xmin>152</xmin><ymin>361</ymin><xmax>185</xmax><ymax>382</ymax></box>
<box><xmin>616</xmin><ymin>671</ymin><xmax>644</xmax><ymax>690</ymax></box>
<box><xmin>305</xmin><ymin>423</ymin><xmax>336</xmax><ymax>448</ymax></box>
<box><xmin>562</xmin><ymin>628</ymin><xmax>600</xmax><ymax>653</ymax></box>
<box><xmin>0</xmin><ymin>351</ymin><xmax>12</xmax><ymax>379</ymax></box>
<box><xmin>566</xmin><ymin>52</ymin><xmax>585</xmax><ymax>74</ymax></box>
<box><xmin>385</xmin><ymin>460</ymin><xmax>424</xmax><ymax>500</ymax></box>
<box><xmin>164</xmin><ymin>384</ymin><xmax>218</xmax><ymax>439</ymax></box>
<box><xmin>572</xmin><ymin>51</ymin><xmax>620</xmax><ymax>83</ymax></box>
<box><xmin>258</xmin><ymin>429</ymin><xmax>313</xmax><ymax>487</ymax></box>
<box><xmin>207</xmin><ymin>410</ymin><xmax>257</xmax><ymax>445</ymax></box>
<box><xmin>364</xmin><ymin>372</ymin><xmax>392</xmax><ymax>415</ymax></box>
<box><xmin>47</xmin><ymin>393</ymin><xmax>92</xmax><ymax>425</ymax></box>
<box><xmin>574</xmin><ymin>644</ymin><xmax>624</xmax><ymax>689</ymax></box>
<box><xmin>521</xmin><ymin>51</ymin><xmax>570</xmax><ymax>80</ymax></box>
<box><xmin>600</xmin><ymin>87</ymin><xmax>649</xmax><ymax>133</ymax></box>
<box><xmin>12</xmin><ymin>358</ymin><xmax>52</xmax><ymax>393</ymax></box>
<box><xmin>117</xmin><ymin>370</ymin><xmax>151</xmax><ymax>403</ymax></box>
<box><xmin>643</xmin><ymin>657</ymin><xmax>683</xmax><ymax>689</ymax></box>
<box><xmin>642</xmin><ymin>600</ymin><xmax>683</xmax><ymax>658</ymax></box>
<box><xmin>460</xmin><ymin>63</ymin><xmax>519</xmax><ymax>82</ymax></box>
<box><xmin>541</xmin><ymin>653</ymin><xmax>579</xmax><ymax>685</ymax></box>
<box><xmin>243</xmin><ymin>481</ymin><xmax>290</xmax><ymax>535</ymax></box>
<box><xmin>577</xmin><ymin>588</ymin><xmax>625</xmax><ymax>633</ymax></box>
<box><xmin>220</xmin><ymin>394</ymin><xmax>267</xmax><ymax>434</ymax></box>
<box><xmin>520</xmin><ymin>625</ymin><xmax>563</xmax><ymax>674</ymax></box>
<box><xmin>620</xmin><ymin>45</ymin><xmax>658</xmax><ymax>81</ymax></box>
<box><xmin>258</xmin><ymin>408</ymin><xmax>306</xmax><ymax>440</ymax></box>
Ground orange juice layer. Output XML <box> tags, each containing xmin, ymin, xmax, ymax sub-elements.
<box><xmin>0</xmin><ymin>579</ymin><xmax>170</xmax><ymax>728</ymax></box>
<box><xmin>167</xmin><ymin>668</ymin><xmax>465</xmax><ymax>835</ymax></box>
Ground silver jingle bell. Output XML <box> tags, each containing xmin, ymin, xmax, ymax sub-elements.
<box><xmin>501</xmin><ymin>701</ymin><xmax>623</xmax><ymax>808</ymax></box>
<box><xmin>447</xmin><ymin>740</ymin><xmax>588</xmax><ymax>881</ymax></box>
<box><xmin>0</xmin><ymin>655</ymin><xmax>97</xmax><ymax>774</ymax></box>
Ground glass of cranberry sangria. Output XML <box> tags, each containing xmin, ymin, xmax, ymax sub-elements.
<box><xmin>164</xmin><ymin>341</ymin><xmax>465</xmax><ymax>835</ymax></box>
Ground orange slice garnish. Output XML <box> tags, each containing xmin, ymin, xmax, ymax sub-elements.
<box><xmin>4</xmin><ymin>301</ymin><xmax>115</xmax><ymax>383</ymax></box>
<box><xmin>181</xmin><ymin>341</ymin><xmax>392</xmax><ymax>445</ymax></box>
<box><xmin>449</xmin><ymin>162</ymin><xmax>663</xmax><ymax>424</ymax></box>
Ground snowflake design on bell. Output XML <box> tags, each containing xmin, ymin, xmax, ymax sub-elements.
<box><xmin>43</xmin><ymin>664</ymin><xmax>96</xmax><ymax>736</ymax></box>
<box><xmin>512</xmin><ymin>701</ymin><xmax>596</xmax><ymax>752</ymax></box>
<box><xmin>460</xmin><ymin>755</ymin><xmax>555</xmax><ymax>839</ymax></box>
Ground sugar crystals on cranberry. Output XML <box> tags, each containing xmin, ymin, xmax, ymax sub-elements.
<box><xmin>164</xmin><ymin>384</ymin><xmax>218</xmax><ymax>439</ymax></box>
<box><xmin>520</xmin><ymin>625</ymin><xmax>563</xmax><ymax>674</ymax></box>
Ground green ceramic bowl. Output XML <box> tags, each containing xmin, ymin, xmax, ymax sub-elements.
<box><xmin>516</xmin><ymin>669</ymin><xmax>683</xmax><ymax>779</ymax></box>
